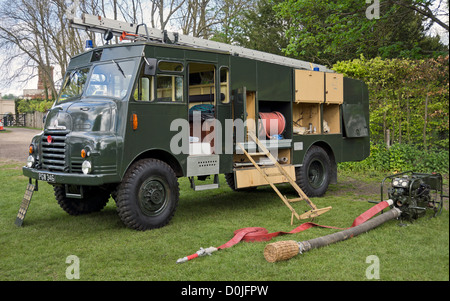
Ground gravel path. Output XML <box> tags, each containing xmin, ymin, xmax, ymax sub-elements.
<box><xmin>0</xmin><ymin>127</ymin><xmax>42</xmax><ymax>163</ymax></box>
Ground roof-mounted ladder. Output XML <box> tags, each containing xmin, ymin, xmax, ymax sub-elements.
<box><xmin>69</xmin><ymin>13</ymin><xmax>333</xmax><ymax>72</ymax></box>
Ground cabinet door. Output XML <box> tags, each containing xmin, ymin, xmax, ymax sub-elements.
<box><xmin>342</xmin><ymin>103</ymin><xmax>369</xmax><ymax>138</ymax></box>
<box><xmin>294</xmin><ymin>70</ymin><xmax>324</xmax><ymax>103</ymax></box>
<box><xmin>325</xmin><ymin>73</ymin><xmax>343</xmax><ymax>104</ymax></box>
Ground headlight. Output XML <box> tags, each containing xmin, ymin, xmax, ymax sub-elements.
<box><xmin>26</xmin><ymin>155</ymin><xmax>35</xmax><ymax>168</ymax></box>
<box><xmin>82</xmin><ymin>160</ymin><xmax>92</xmax><ymax>174</ymax></box>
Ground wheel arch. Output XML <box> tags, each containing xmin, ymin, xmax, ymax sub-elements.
<box><xmin>124</xmin><ymin>149</ymin><xmax>184</xmax><ymax>178</ymax></box>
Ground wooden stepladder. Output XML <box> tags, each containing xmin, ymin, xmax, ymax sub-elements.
<box><xmin>237</xmin><ymin>132</ymin><xmax>332</xmax><ymax>224</ymax></box>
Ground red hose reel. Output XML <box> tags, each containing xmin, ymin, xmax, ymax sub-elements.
<box><xmin>258</xmin><ymin>111</ymin><xmax>286</xmax><ymax>139</ymax></box>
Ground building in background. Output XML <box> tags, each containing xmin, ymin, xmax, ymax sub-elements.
<box><xmin>23</xmin><ymin>66</ymin><xmax>54</xmax><ymax>100</ymax></box>
<box><xmin>0</xmin><ymin>93</ymin><xmax>16</xmax><ymax>115</ymax></box>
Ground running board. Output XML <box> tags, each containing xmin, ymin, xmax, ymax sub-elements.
<box><xmin>189</xmin><ymin>174</ymin><xmax>219</xmax><ymax>191</ymax></box>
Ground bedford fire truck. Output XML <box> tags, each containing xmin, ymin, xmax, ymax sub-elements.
<box><xmin>21</xmin><ymin>14</ymin><xmax>369</xmax><ymax>230</ymax></box>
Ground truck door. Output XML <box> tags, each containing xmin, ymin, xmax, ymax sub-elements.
<box><xmin>186</xmin><ymin>62</ymin><xmax>232</xmax><ymax>174</ymax></box>
<box><xmin>216</xmin><ymin>66</ymin><xmax>233</xmax><ymax>173</ymax></box>
<box><xmin>123</xmin><ymin>59</ymin><xmax>187</xmax><ymax>176</ymax></box>
<box><xmin>232</xmin><ymin>86</ymin><xmax>247</xmax><ymax>145</ymax></box>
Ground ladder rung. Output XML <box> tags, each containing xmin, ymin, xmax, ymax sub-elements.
<box><xmin>298</xmin><ymin>206</ymin><xmax>333</xmax><ymax>219</ymax></box>
<box><xmin>247</xmin><ymin>152</ymin><xmax>268</xmax><ymax>156</ymax></box>
<box><xmin>287</xmin><ymin>197</ymin><xmax>303</xmax><ymax>203</ymax></box>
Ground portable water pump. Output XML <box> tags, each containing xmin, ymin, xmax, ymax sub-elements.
<box><xmin>263</xmin><ymin>171</ymin><xmax>447</xmax><ymax>262</ymax></box>
<box><xmin>382</xmin><ymin>171</ymin><xmax>445</xmax><ymax>221</ymax></box>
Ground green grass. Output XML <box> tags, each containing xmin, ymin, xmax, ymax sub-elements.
<box><xmin>0</xmin><ymin>160</ymin><xmax>448</xmax><ymax>281</ymax></box>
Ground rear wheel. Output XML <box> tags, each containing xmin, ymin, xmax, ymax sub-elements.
<box><xmin>225</xmin><ymin>173</ymin><xmax>256</xmax><ymax>191</ymax></box>
<box><xmin>116</xmin><ymin>159</ymin><xmax>179</xmax><ymax>230</ymax></box>
<box><xmin>296</xmin><ymin>146</ymin><xmax>331</xmax><ymax>197</ymax></box>
<box><xmin>54</xmin><ymin>185</ymin><xmax>110</xmax><ymax>215</ymax></box>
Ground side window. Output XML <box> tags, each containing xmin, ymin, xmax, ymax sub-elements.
<box><xmin>156</xmin><ymin>75</ymin><xmax>183</xmax><ymax>102</ymax></box>
<box><xmin>158</xmin><ymin>61</ymin><xmax>184</xmax><ymax>72</ymax></box>
<box><xmin>134</xmin><ymin>76</ymin><xmax>154</xmax><ymax>101</ymax></box>
<box><xmin>220</xmin><ymin>67</ymin><xmax>229</xmax><ymax>103</ymax></box>
<box><xmin>134</xmin><ymin>62</ymin><xmax>155</xmax><ymax>102</ymax></box>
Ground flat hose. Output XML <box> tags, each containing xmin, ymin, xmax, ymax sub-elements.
<box><xmin>264</xmin><ymin>207</ymin><xmax>401</xmax><ymax>262</ymax></box>
<box><xmin>259</xmin><ymin>111</ymin><xmax>286</xmax><ymax>138</ymax></box>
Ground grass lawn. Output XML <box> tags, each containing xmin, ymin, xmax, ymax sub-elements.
<box><xmin>0</xmin><ymin>160</ymin><xmax>448</xmax><ymax>282</ymax></box>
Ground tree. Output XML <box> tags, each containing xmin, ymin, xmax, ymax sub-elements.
<box><xmin>274</xmin><ymin>0</ymin><xmax>448</xmax><ymax>66</ymax></box>
<box><xmin>0</xmin><ymin>0</ymin><xmax>101</xmax><ymax>99</ymax></box>
<box><xmin>213</xmin><ymin>0</ymin><xmax>292</xmax><ymax>56</ymax></box>
<box><xmin>392</xmin><ymin>0</ymin><xmax>449</xmax><ymax>31</ymax></box>
<box><xmin>333</xmin><ymin>55</ymin><xmax>449</xmax><ymax>149</ymax></box>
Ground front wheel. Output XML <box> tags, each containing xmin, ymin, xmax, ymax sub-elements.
<box><xmin>296</xmin><ymin>146</ymin><xmax>331</xmax><ymax>197</ymax></box>
<box><xmin>54</xmin><ymin>185</ymin><xmax>110</xmax><ymax>215</ymax></box>
<box><xmin>116</xmin><ymin>159</ymin><xmax>179</xmax><ymax>230</ymax></box>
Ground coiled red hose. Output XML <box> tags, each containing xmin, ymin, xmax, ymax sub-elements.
<box><xmin>258</xmin><ymin>111</ymin><xmax>286</xmax><ymax>138</ymax></box>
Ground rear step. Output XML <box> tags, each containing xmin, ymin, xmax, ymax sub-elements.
<box><xmin>189</xmin><ymin>174</ymin><xmax>219</xmax><ymax>191</ymax></box>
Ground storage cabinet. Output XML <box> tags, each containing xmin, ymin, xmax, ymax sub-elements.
<box><xmin>294</xmin><ymin>70</ymin><xmax>324</xmax><ymax>103</ymax></box>
<box><xmin>294</xmin><ymin>69</ymin><xmax>343</xmax><ymax>135</ymax></box>
<box><xmin>322</xmin><ymin>104</ymin><xmax>341</xmax><ymax>134</ymax></box>
<box><xmin>293</xmin><ymin>103</ymin><xmax>321</xmax><ymax>135</ymax></box>
<box><xmin>325</xmin><ymin>73</ymin><xmax>343</xmax><ymax>104</ymax></box>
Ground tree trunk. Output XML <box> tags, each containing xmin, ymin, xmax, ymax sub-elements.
<box><xmin>407</xmin><ymin>98</ymin><xmax>410</xmax><ymax>144</ymax></box>
<box><xmin>423</xmin><ymin>93</ymin><xmax>429</xmax><ymax>150</ymax></box>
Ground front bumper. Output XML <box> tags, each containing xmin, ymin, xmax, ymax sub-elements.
<box><xmin>22</xmin><ymin>166</ymin><xmax>120</xmax><ymax>186</ymax></box>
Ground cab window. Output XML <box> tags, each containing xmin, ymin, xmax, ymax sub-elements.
<box><xmin>158</xmin><ymin>61</ymin><xmax>184</xmax><ymax>72</ymax></box>
<box><xmin>133</xmin><ymin>66</ymin><xmax>155</xmax><ymax>102</ymax></box>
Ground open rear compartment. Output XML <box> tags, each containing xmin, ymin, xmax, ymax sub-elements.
<box><xmin>292</xmin><ymin>69</ymin><xmax>343</xmax><ymax>136</ymax></box>
<box><xmin>232</xmin><ymin>97</ymin><xmax>294</xmax><ymax>189</ymax></box>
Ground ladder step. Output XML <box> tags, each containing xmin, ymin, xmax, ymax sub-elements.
<box><xmin>287</xmin><ymin>197</ymin><xmax>303</xmax><ymax>203</ymax></box>
<box><xmin>298</xmin><ymin>206</ymin><xmax>333</xmax><ymax>219</ymax></box>
<box><xmin>194</xmin><ymin>184</ymin><xmax>219</xmax><ymax>191</ymax></box>
<box><xmin>189</xmin><ymin>174</ymin><xmax>219</xmax><ymax>191</ymax></box>
<box><xmin>247</xmin><ymin>152</ymin><xmax>269</xmax><ymax>156</ymax></box>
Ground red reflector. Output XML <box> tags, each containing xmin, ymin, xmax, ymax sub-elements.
<box><xmin>47</xmin><ymin>136</ymin><xmax>53</xmax><ymax>143</ymax></box>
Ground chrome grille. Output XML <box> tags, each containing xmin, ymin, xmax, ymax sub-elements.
<box><xmin>41</xmin><ymin>130</ymin><xmax>69</xmax><ymax>172</ymax></box>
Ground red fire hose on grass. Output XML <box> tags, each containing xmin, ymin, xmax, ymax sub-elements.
<box><xmin>176</xmin><ymin>200</ymin><xmax>394</xmax><ymax>263</ymax></box>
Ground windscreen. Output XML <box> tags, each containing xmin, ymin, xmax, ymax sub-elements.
<box><xmin>85</xmin><ymin>60</ymin><xmax>135</xmax><ymax>99</ymax></box>
<box><xmin>57</xmin><ymin>68</ymin><xmax>90</xmax><ymax>104</ymax></box>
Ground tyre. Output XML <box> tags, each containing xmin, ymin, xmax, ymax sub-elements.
<box><xmin>54</xmin><ymin>185</ymin><xmax>110</xmax><ymax>215</ymax></box>
<box><xmin>224</xmin><ymin>173</ymin><xmax>256</xmax><ymax>191</ymax></box>
<box><xmin>116</xmin><ymin>159</ymin><xmax>179</xmax><ymax>230</ymax></box>
<box><xmin>296</xmin><ymin>146</ymin><xmax>331</xmax><ymax>197</ymax></box>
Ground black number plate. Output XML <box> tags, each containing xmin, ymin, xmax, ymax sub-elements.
<box><xmin>38</xmin><ymin>172</ymin><xmax>55</xmax><ymax>183</ymax></box>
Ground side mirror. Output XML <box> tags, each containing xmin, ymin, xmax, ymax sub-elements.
<box><xmin>144</xmin><ymin>58</ymin><xmax>157</xmax><ymax>76</ymax></box>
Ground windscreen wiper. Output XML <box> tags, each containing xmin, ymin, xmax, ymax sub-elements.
<box><xmin>112</xmin><ymin>60</ymin><xmax>126</xmax><ymax>78</ymax></box>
